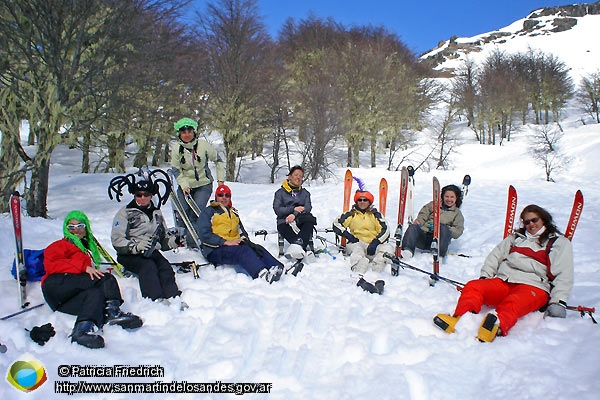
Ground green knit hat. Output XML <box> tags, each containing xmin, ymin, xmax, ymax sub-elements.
<box><xmin>174</xmin><ymin>118</ymin><xmax>198</xmax><ymax>132</ymax></box>
<box><xmin>63</xmin><ymin>210</ymin><xmax>101</xmax><ymax>266</ymax></box>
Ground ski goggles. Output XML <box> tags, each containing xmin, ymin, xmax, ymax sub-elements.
<box><xmin>67</xmin><ymin>223</ymin><xmax>86</xmax><ymax>230</ymax></box>
<box><xmin>178</xmin><ymin>126</ymin><xmax>195</xmax><ymax>132</ymax></box>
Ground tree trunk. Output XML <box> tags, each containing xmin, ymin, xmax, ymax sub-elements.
<box><xmin>27</xmin><ymin>156</ymin><xmax>51</xmax><ymax>218</ymax></box>
<box><xmin>370</xmin><ymin>135</ymin><xmax>376</xmax><ymax>168</ymax></box>
<box><xmin>81</xmin><ymin>130</ymin><xmax>90</xmax><ymax>173</ymax></box>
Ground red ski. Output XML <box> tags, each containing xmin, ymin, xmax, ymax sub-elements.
<box><xmin>394</xmin><ymin>167</ymin><xmax>409</xmax><ymax>257</ymax></box>
<box><xmin>10</xmin><ymin>191</ymin><xmax>29</xmax><ymax>309</ymax></box>
<box><xmin>431</xmin><ymin>177</ymin><xmax>441</xmax><ymax>276</ymax></box>
<box><xmin>341</xmin><ymin>169</ymin><xmax>353</xmax><ymax>247</ymax></box>
<box><xmin>564</xmin><ymin>190</ymin><xmax>583</xmax><ymax>241</ymax></box>
<box><xmin>503</xmin><ymin>185</ymin><xmax>518</xmax><ymax>239</ymax></box>
<box><xmin>379</xmin><ymin>178</ymin><xmax>388</xmax><ymax>216</ymax></box>
<box><xmin>407</xmin><ymin>166</ymin><xmax>415</xmax><ymax>223</ymax></box>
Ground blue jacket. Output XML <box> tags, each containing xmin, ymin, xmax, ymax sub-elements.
<box><xmin>273</xmin><ymin>180</ymin><xmax>312</xmax><ymax>226</ymax></box>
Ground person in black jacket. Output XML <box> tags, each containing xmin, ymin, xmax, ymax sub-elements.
<box><xmin>273</xmin><ymin>165</ymin><xmax>317</xmax><ymax>260</ymax></box>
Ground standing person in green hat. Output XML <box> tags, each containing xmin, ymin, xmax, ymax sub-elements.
<box><xmin>42</xmin><ymin>210</ymin><xmax>142</xmax><ymax>349</ymax></box>
<box><xmin>170</xmin><ymin>117</ymin><xmax>225</xmax><ymax>246</ymax></box>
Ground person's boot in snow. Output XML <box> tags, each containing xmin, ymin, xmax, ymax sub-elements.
<box><xmin>433</xmin><ymin>314</ymin><xmax>461</xmax><ymax>333</ymax></box>
<box><xmin>476</xmin><ymin>313</ymin><xmax>500</xmax><ymax>342</ymax></box>
<box><xmin>104</xmin><ymin>300</ymin><xmax>143</xmax><ymax>329</ymax></box>
<box><xmin>259</xmin><ymin>265</ymin><xmax>283</xmax><ymax>283</ymax></box>
<box><xmin>70</xmin><ymin>320</ymin><xmax>104</xmax><ymax>349</ymax></box>
<box><xmin>285</xmin><ymin>260</ymin><xmax>304</xmax><ymax>276</ymax></box>
<box><xmin>285</xmin><ymin>238</ymin><xmax>306</xmax><ymax>260</ymax></box>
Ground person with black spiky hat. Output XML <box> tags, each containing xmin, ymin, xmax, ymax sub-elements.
<box><xmin>42</xmin><ymin>210</ymin><xmax>142</xmax><ymax>349</ymax></box>
<box><xmin>400</xmin><ymin>184</ymin><xmax>465</xmax><ymax>259</ymax></box>
<box><xmin>333</xmin><ymin>177</ymin><xmax>393</xmax><ymax>274</ymax></box>
<box><xmin>170</xmin><ymin>117</ymin><xmax>225</xmax><ymax>246</ymax></box>
<box><xmin>110</xmin><ymin>177</ymin><xmax>186</xmax><ymax>310</ymax></box>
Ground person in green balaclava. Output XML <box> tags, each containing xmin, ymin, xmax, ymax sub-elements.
<box><xmin>170</xmin><ymin>117</ymin><xmax>225</xmax><ymax>247</ymax></box>
<box><xmin>42</xmin><ymin>210</ymin><xmax>142</xmax><ymax>349</ymax></box>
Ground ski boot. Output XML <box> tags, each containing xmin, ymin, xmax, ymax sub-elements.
<box><xmin>285</xmin><ymin>260</ymin><xmax>304</xmax><ymax>276</ymax></box>
<box><xmin>259</xmin><ymin>265</ymin><xmax>283</xmax><ymax>284</ymax></box>
<box><xmin>476</xmin><ymin>313</ymin><xmax>500</xmax><ymax>342</ymax></box>
<box><xmin>70</xmin><ymin>320</ymin><xmax>104</xmax><ymax>349</ymax></box>
<box><xmin>105</xmin><ymin>300</ymin><xmax>143</xmax><ymax>329</ymax></box>
<box><xmin>433</xmin><ymin>314</ymin><xmax>461</xmax><ymax>333</ymax></box>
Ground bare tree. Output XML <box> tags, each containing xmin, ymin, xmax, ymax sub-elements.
<box><xmin>530</xmin><ymin>124</ymin><xmax>570</xmax><ymax>182</ymax></box>
<box><xmin>195</xmin><ymin>0</ymin><xmax>272</xmax><ymax>181</ymax></box>
<box><xmin>576</xmin><ymin>71</ymin><xmax>600</xmax><ymax>123</ymax></box>
<box><xmin>279</xmin><ymin>17</ymin><xmax>344</xmax><ymax>180</ymax></box>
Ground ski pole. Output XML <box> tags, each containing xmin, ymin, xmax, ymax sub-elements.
<box><xmin>566</xmin><ymin>305</ymin><xmax>597</xmax><ymax>324</ymax></box>
<box><xmin>384</xmin><ymin>253</ymin><xmax>465</xmax><ymax>290</ymax></box>
<box><xmin>315</xmin><ymin>235</ymin><xmax>344</xmax><ymax>252</ymax></box>
<box><xmin>1</xmin><ymin>303</ymin><xmax>45</xmax><ymax>321</ymax></box>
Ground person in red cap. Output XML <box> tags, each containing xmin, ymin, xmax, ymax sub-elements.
<box><xmin>332</xmin><ymin>183</ymin><xmax>393</xmax><ymax>274</ymax></box>
<box><xmin>197</xmin><ymin>184</ymin><xmax>291</xmax><ymax>283</ymax></box>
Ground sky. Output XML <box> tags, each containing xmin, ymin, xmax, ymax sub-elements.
<box><xmin>191</xmin><ymin>0</ymin><xmax>577</xmax><ymax>54</ymax></box>
<box><xmin>2</xmin><ymin>10</ymin><xmax>600</xmax><ymax>400</ymax></box>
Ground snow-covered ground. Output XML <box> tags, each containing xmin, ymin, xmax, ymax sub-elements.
<box><xmin>1</xmin><ymin>109</ymin><xmax>599</xmax><ymax>399</ymax></box>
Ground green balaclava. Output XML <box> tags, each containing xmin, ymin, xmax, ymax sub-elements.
<box><xmin>63</xmin><ymin>210</ymin><xmax>101</xmax><ymax>266</ymax></box>
<box><xmin>174</xmin><ymin>118</ymin><xmax>198</xmax><ymax>133</ymax></box>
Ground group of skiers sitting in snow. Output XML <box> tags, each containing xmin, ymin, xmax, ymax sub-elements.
<box><xmin>40</xmin><ymin>118</ymin><xmax>573</xmax><ymax>348</ymax></box>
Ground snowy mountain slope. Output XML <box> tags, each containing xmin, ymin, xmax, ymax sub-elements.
<box><xmin>422</xmin><ymin>6</ymin><xmax>600</xmax><ymax>80</ymax></box>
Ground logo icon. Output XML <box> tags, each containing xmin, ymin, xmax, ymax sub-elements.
<box><xmin>6</xmin><ymin>352</ymin><xmax>48</xmax><ymax>393</ymax></box>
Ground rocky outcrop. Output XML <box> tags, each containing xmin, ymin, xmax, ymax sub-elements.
<box><xmin>421</xmin><ymin>1</ymin><xmax>599</xmax><ymax>74</ymax></box>
<box><xmin>529</xmin><ymin>1</ymin><xmax>600</xmax><ymax>18</ymax></box>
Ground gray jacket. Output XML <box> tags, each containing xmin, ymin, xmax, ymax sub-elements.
<box><xmin>480</xmin><ymin>233</ymin><xmax>574</xmax><ymax>304</ymax></box>
<box><xmin>111</xmin><ymin>202</ymin><xmax>171</xmax><ymax>255</ymax></box>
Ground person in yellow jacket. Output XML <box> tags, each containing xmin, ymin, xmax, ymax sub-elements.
<box><xmin>333</xmin><ymin>184</ymin><xmax>393</xmax><ymax>274</ymax></box>
<box><xmin>170</xmin><ymin>117</ymin><xmax>225</xmax><ymax>245</ymax></box>
<box><xmin>197</xmin><ymin>185</ymin><xmax>287</xmax><ymax>283</ymax></box>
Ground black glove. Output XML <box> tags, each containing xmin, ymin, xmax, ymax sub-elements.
<box><xmin>28</xmin><ymin>323</ymin><xmax>55</xmax><ymax>346</ymax></box>
<box><xmin>244</xmin><ymin>239</ymin><xmax>264</xmax><ymax>257</ymax></box>
<box><xmin>367</xmin><ymin>239</ymin><xmax>380</xmax><ymax>256</ymax></box>
<box><xmin>342</xmin><ymin>231</ymin><xmax>359</xmax><ymax>244</ymax></box>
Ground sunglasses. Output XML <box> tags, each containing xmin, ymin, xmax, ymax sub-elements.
<box><xmin>217</xmin><ymin>193</ymin><xmax>231</xmax><ymax>198</ymax></box>
<box><xmin>67</xmin><ymin>223</ymin><xmax>86</xmax><ymax>230</ymax></box>
<box><xmin>523</xmin><ymin>217</ymin><xmax>540</xmax><ymax>226</ymax></box>
<box><xmin>178</xmin><ymin>126</ymin><xmax>195</xmax><ymax>132</ymax></box>
<box><xmin>357</xmin><ymin>198</ymin><xmax>370</xmax><ymax>203</ymax></box>
<box><xmin>135</xmin><ymin>192</ymin><xmax>152</xmax><ymax>198</ymax></box>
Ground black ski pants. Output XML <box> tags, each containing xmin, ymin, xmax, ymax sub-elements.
<box><xmin>118</xmin><ymin>251</ymin><xmax>181</xmax><ymax>301</ymax></box>
<box><xmin>277</xmin><ymin>213</ymin><xmax>316</xmax><ymax>250</ymax></box>
<box><xmin>42</xmin><ymin>273</ymin><xmax>123</xmax><ymax>327</ymax></box>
